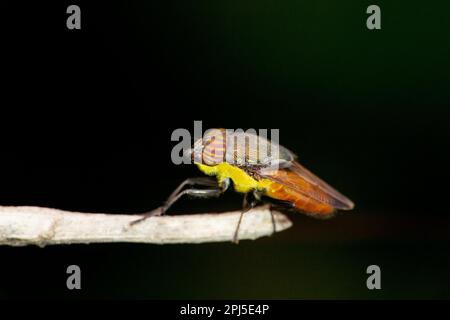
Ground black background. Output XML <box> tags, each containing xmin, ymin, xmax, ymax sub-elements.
<box><xmin>1</xmin><ymin>1</ymin><xmax>449</xmax><ymax>298</ymax></box>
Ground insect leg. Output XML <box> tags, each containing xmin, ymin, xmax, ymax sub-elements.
<box><xmin>166</xmin><ymin>187</ymin><xmax>223</xmax><ymax>206</ymax></box>
<box><xmin>253</xmin><ymin>189</ymin><xmax>276</xmax><ymax>234</ymax></box>
<box><xmin>130</xmin><ymin>188</ymin><xmax>223</xmax><ymax>226</ymax></box>
<box><xmin>271</xmin><ymin>200</ymin><xmax>296</xmax><ymax>234</ymax></box>
<box><xmin>233</xmin><ymin>193</ymin><xmax>258</xmax><ymax>244</ymax></box>
<box><xmin>130</xmin><ymin>178</ymin><xmax>229</xmax><ymax>226</ymax></box>
<box><xmin>270</xmin><ymin>208</ymin><xmax>277</xmax><ymax>235</ymax></box>
<box><xmin>162</xmin><ymin>178</ymin><xmax>229</xmax><ymax>213</ymax></box>
<box><xmin>166</xmin><ymin>177</ymin><xmax>218</xmax><ymax>202</ymax></box>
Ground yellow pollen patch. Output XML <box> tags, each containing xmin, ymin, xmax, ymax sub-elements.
<box><xmin>195</xmin><ymin>162</ymin><xmax>273</xmax><ymax>194</ymax></box>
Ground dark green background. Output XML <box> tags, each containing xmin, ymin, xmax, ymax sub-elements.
<box><xmin>1</xmin><ymin>1</ymin><xmax>449</xmax><ymax>298</ymax></box>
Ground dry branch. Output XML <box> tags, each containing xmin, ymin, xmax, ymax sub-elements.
<box><xmin>0</xmin><ymin>205</ymin><xmax>292</xmax><ymax>247</ymax></box>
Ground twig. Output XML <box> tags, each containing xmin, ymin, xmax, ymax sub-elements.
<box><xmin>0</xmin><ymin>205</ymin><xmax>292</xmax><ymax>247</ymax></box>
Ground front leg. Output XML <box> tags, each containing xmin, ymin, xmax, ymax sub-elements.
<box><xmin>161</xmin><ymin>177</ymin><xmax>230</xmax><ymax>214</ymax></box>
<box><xmin>165</xmin><ymin>177</ymin><xmax>219</xmax><ymax>204</ymax></box>
<box><xmin>130</xmin><ymin>177</ymin><xmax>230</xmax><ymax>226</ymax></box>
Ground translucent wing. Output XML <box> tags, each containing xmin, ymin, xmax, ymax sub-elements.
<box><xmin>225</xmin><ymin>130</ymin><xmax>296</xmax><ymax>166</ymax></box>
<box><xmin>257</xmin><ymin>161</ymin><xmax>354</xmax><ymax>210</ymax></box>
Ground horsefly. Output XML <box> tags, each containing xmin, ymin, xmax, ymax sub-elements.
<box><xmin>131</xmin><ymin>129</ymin><xmax>354</xmax><ymax>243</ymax></box>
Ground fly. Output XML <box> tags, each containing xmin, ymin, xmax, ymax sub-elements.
<box><xmin>132</xmin><ymin>129</ymin><xmax>354</xmax><ymax>243</ymax></box>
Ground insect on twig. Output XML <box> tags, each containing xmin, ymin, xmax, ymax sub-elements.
<box><xmin>131</xmin><ymin>129</ymin><xmax>354</xmax><ymax>243</ymax></box>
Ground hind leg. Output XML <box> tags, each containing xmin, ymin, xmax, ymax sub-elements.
<box><xmin>260</xmin><ymin>197</ymin><xmax>295</xmax><ymax>235</ymax></box>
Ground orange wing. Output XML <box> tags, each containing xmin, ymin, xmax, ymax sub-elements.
<box><xmin>257</xmin><ymin>161</ymin><xmax>354</xmax><ymax>215</ymax></box>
